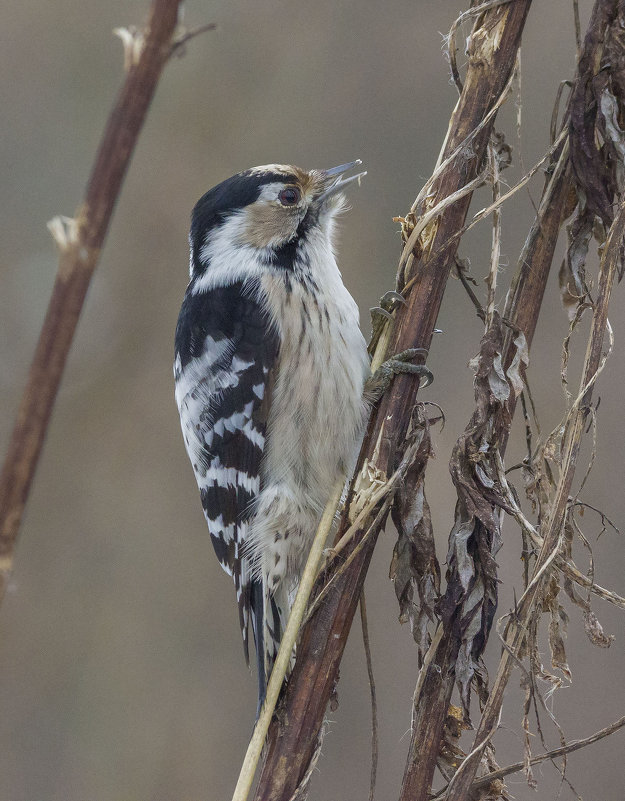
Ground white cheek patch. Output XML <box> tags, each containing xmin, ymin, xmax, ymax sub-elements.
<box><xmin>193</xmin><ymin>212</ymin><xmax>266</xmax><ymax>293</ymax></box>
<box><xmin>191</xmin><ymin>185</ymin><xmax>318</xmax><ymax>292</ymax></box>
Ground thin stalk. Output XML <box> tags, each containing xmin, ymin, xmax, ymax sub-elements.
<box><xmin>231</xmin><ymin>481</ymin><xmax>344</xmax><ymax>801</ymax></box>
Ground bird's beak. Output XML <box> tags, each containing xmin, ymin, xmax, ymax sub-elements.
<box><xmin>317</xmin><ymin>160</ymin><xmax>367</xmax><ymax>203</ymax></box>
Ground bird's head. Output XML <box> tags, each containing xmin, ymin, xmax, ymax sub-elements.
<box><xmin>188</xmin><ymin>161</ymin><xmax>365</xmax><ymax>283</ymax></box>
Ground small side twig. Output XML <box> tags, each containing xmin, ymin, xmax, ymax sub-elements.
<box><xmin>360</xmin><ymin>591</ymin><xmax>378</xmax><ymax>801</ymax></box>
<box><xmin>470</xmin><ymin>714</ymin><xmax>625</xmax><ymax>791</ymax></box>
<box><xmin>432</xmin><ymin>714</ymin><xmax>625</xmax><ymax>798</ymax></box>
<box><xmin>402</xmin><ymin>127</ymin><xmax>568</xmax><ymax>296</ymax></box>
<box><xmin>170</xmin><ymin>21</ymin><xmax>217</xmax><ymax>57</ymax></box>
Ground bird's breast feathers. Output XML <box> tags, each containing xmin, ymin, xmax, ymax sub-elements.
<box><xmin>257</xmin><ymin>262</ymin><xmax>369</xmax><ymax>513</ymax></box>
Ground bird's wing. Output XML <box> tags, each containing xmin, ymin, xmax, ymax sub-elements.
<box><xmin>174</xmin><ymin>280</ymin><xmax>279</xmax><ymax>661</ymax></box>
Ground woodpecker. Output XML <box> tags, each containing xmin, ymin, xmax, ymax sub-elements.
<box><xmin>174</xmin><ymin>161</ymin><xmax>371</xmax><ymax>710</ymax></box>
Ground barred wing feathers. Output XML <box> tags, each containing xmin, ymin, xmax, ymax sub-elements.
<box><xmin>174</xmin><ymin>281</ymin><xmax>279</xmax><ymax>662</ymax></box>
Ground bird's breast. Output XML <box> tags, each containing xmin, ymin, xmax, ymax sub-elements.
<box><xmin>257</xmin><ymin>268</ymin><xmax>369</xmax><ymax>512</ymax></box>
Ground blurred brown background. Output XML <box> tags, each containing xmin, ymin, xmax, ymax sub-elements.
<box><xmin>1</xmin><ymin>1</ymin><xmax>624</xmax><ymax>799</ymax></box>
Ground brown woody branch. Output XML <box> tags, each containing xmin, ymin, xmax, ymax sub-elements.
<box><xmin>401</xmin><ymin>1</ymin><xmax>624</xmax><ymax>796</ymax></box>
<box><xmin>444</xmin><ymin>132</ymin><xmax>624</xmax><ymax>801</ymax></box>
<box><xmin>398</xmin><ymin>147</ymin><xmax>573</xmax><ymax>801</ymax></box>
<box><xmin>252</xmin><ymin>4</ymin><xmax>532</xmax><ymax>800</ymax></box>
<box><xmin>0</xmin><ymin>0</ymin><xmax>184</xmax><ymax>600</ymax></box>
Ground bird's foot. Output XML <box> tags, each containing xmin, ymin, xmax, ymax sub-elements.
<box><xmin>366</xmin><ymin>347</ymin><xmax>433</xmax><ymax>402</ymax></box>
<box><xmin>369</xmin><ymin>290</ymin><xmax>406</xmax><ymax>325</ymax></box>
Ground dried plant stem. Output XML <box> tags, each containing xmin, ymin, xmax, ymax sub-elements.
<box><xmin>485</xmin><ymin>140</ymin><xmax>502</xmax><ymax>326</ymax></box>
<box><xmin>303</xmin><ymin>439</ymin><xmax>420</xmax><ymax>628</ymax></box>
<box><xmin>447</xmin><ymin>0</ymin><xmax>514</xmax><ymax>93</ymax></box>
<box><xmin>502</xmin><ymin>138</ymin><xmax>572</xmax><ymax>358</ymax></box>
<box><xmin>231</xmin><ymin>481</ymin><xmax>344</xmax><ymax>801</ymax></box>
<box><xmin>253</xmin><ymin>4</ymin><xmax>532</xmax><ymax>800</ymax></box>
<box><xmin>414</xmin><ymin>126</ymin><xmax>568</xmax><ymax>278</ymax></box>
<box><xmin>432</xmin><ymin>713</ymin><xmax>625</xmax><ymax>797</ymax></box>
<box><xmin>494</xmin><ymin>452</ymin><xmax>625</xmax><ymax>610</ymax></box>
<box><xmin>560</xmin><ymin>559</ymin><xmax>625</xmax><ymax>608</ymax></box>
<box><xmin>443</xmin><ymin>196</ymin><xmax>624</xmax><ymax>801</ymax></box>
<box><xmin>399</xmin><ymin>89</ymin><xmax>573</xmax><ymax>801</ymax></box>
<box><xmin>0</xmin><ymin>0</ymin><xmax>184</xmax><ymax>599</ymax></box>
<box><xmin>360</xmin><ymin>591</ymin><xmax>379</xmax><ymax>801</ymax></box>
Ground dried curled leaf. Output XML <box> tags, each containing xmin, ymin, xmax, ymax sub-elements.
<box><xmin>437</xmin><ymin>705</ymin><xmax>471</xmax><ymax>780</ymax></box>
<box><xmin>506</xmin><ymin>331</ymin><xmax>529</xmax><ymax>399</ymax></box>
<box><xmin>439</xmin><ymin>314</ymin><xmax>527</xmax><ymax>720</ymax></box>
<box><xmin>390</xmin><ymin>405</ymin><xmax>440</xmax><ymax>662</ymax></box>
<box><xmin>559</xmin><ymin>207</ymin><xmax>593</xmax><ymax>319</ymax></box>
<box><xmin>566</xmin><ymin>5</ymin><xmax>625</xmax><ymax>304</ymax></box>
<box><xmin>569</xmin><ymin>21</ymin><xmax>617</xmax><ymax>225</ymax></box>
<box><xmin>583</xmin><ymin>609</ymin><xmax>615</xmax><ymax>647</ymax></box>
<box><xmin>561</xmin><ymin>517</ymin><xmax>615</xmax><ymax>649</ymax></box>
<box><xmin>544</xmin><ymin>574</ymin><xmax>572</xmax><ymax>682</ymax></box>
<box><xmin>491</xmin><ymin>129</ymin><xmax>513</xmax><ymax>172</ymax></box>
<box><xmin>600</xmin><ymin>88</ymin><xmax>625</xmax><ymax>194</ymax></box>
<box><xmin>520</xmin><ymin>671</ymin><xmax>538</xmax><ymax>790</ymax></box>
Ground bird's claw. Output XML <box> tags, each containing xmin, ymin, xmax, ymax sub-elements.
<box><xmin>370</xmin><ymin>290</ymin><xmax>407</xmax><ymax>325</ymax></box>
<box><xmin>384</xmin><ymin>348</ymin><xmax>433</xmax><ymax>388</ymax></box>
<box><xmin>365</xmin><ymin>347</ymin><xmax>433</xmax><ymax>402</ymax></box>
<box><xmin>369</xmin><ymin>291</ymin><xmax>409</xmax><ymax>353</ymax></box>
<box><xmin>370</xmin><ymin>305</ymin><xmax>393</xmax><ymax>322</ymax></box>
<box><xmin>380</xmin><ymin>290</ymin><xmax>406</xmax><ymax>309</ymax></box>
<box><xmin>371</xmin><ymin>290</ymin><xmax>406</xmax><ymax>321</ymax></box>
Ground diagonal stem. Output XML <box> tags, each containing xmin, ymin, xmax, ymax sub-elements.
<box><xmin>252</xmin><ymin>4</ymin><xmax>533</xmax><ymax>800</ymax></box>
<box><xmin>443</xmin><ymin>192</ymin><xmax>625</xmax><ymax>801</ymax></box>
<box><xmin>398</xmin><ymin>98</ymin><xmax>573</xmax><ymax>801</ymax></box>
<box><xmin>0</xmin><ymin>0</ymin><xmax>184</xmax><ymax>601</ymax></box>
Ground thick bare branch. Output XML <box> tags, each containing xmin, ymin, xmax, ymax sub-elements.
<box><xmin>398</xmin><ymin>47</ymin><xmax>576</xmax><ymax>801</ymax></box>
<box><xmin>402</xmin><ymin>2</ymin><xmax>623</xmax><ymax>797</ymax></box>
<box><xmin>0</xmin><ymin>0</ymin><xmax>183</xmax><ymax>598</ymax></box>
<box><xmin>252</xmin><ymin>4</ymin><xmax>532</xmax><ymax>800</ymax></box>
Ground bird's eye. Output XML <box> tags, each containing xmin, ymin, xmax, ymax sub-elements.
<box><xmin>278</xmin><ymin>186</ymin><xmax>301</xmax><ymax>206</ymax></box>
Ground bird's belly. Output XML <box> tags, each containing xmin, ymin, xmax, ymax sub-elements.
<box><xmin>249</xmin><ymin>277</ymin><xmax>369</xmax><ymax>583</ymax></box>
<box><xmin>266</xmin><ymin>293</ymin><xmax>367</xmax><ymax>508</ymax></box>
<box><xmin>267</xmin><ymin>344</ymin><xmax>364</xmax><ymax>504</ymax></box>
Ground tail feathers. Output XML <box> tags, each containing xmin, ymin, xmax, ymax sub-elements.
<box><xmin>249</xmin><ymin>579</ymin><xmax>290</xmax><ymax>717</ymax></box>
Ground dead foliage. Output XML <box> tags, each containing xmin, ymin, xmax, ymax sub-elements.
<box><xmin>389</xmin><ymin>404</ymin><xmax>441</xmax><ymax>663</ymax></box>
<box><xmin>438</xmin><ymin>317</ymin><xmax>527</xmax><ymax>722</ymax></box>
<box><xmin>246</xmin><ymin>3</ymin><xmax>625</xmax><ymax>801</ymax></box>
<box><xmin>399</xmin><ymin>2</ymin><xmax>625</xmax><ymax>800</ymax></box>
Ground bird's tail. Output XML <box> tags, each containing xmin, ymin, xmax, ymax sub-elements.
<box><xmin>249</xmin><ymin>577</ymin><xmax>290</xmax><ymax>716</ymax></box>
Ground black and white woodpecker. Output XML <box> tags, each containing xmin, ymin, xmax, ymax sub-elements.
<box><xmin>174</xmin><ymin>161</ymin><xmax>430</xmax><ymax>711</ymax></box>
<box><xmin>174</xmin><ymin>161</ymin><xmax>368</xmax><ymax>709</ymax></box>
